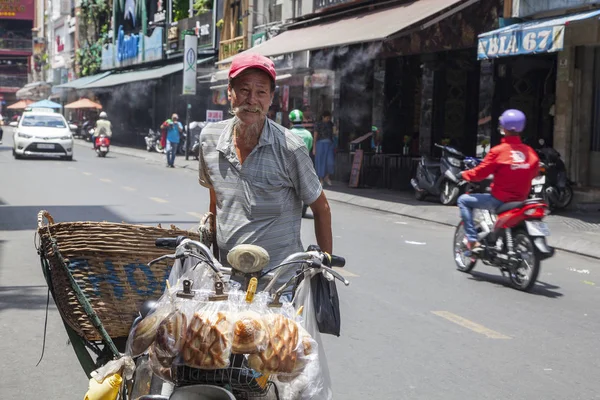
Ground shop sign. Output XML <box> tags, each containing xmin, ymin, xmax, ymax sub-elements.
<box><xmin>206</xmin><ymin>110</ymin><xmax>223</xmax><ymax>122</ymax></box>
<box><xmin>0</xmin><ymin>0</ymin><xmax>33</xmax><ymax>20</ymax></box>
<box><xmin>182</xmin><ymin>35</ymin><xmax>197</xmax><ymax>96</ymax></box>
<box><xmin>477</xmin><ymin>25</ymin><xmax>564</xmax><ymax>60</ymax></box>
<box><xmin>252</xmin><ymin>32</ymin><xmax>267</xmax><ymax>47</ymax></box>
<box><xmin>311</xmin><ymin>73</ymin><xmax>329</xmax><ymax>88</ymax></box>
<box><xmin>101</xmin><ymin>26</ymin><xmax>164</xmax><ymax>70</ymax></box>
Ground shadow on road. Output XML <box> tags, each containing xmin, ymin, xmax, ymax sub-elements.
<box><xmin>468</xmin><ymin>270</ymin><xmax>563</xmax><ymax>299</ymax></box>
<box><xmin>0</xmin><ymin>205</ymin><xmax>126</xmax><ymax>231</ymax></box>
<box><xmin>0</xmin><ymin>285</ymin><xmax>55</xmax><ymax>312</ymax></box>
<box><xmin>326</xmin><ymin>184</ymin><xmax>452</xmax><ymax>208</ymax></box>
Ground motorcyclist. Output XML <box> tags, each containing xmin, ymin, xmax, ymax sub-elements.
<box><xmin>93</xmin><ymin>111</ymin><xmax>112</xmax><ymax>149</ymax></box>
<box><xmin>289</xmin><ymin>109</ymin><xmax>314</xmax><ymax>217</ymax></box>
<box><xmin>456</xmin><ymin>109</ymin><xmax>540</xmax><ymax>254</ymax></box>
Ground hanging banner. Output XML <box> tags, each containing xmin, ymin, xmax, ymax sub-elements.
<box><xmin>183</xmin><ymin>34</ymin><xmax>198</xmax><ymax>95</ymax></box>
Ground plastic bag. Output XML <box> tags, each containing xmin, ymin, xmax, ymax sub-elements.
<box><xmin>270</xmin><ymin>269</ymin><xmax>332</xmax><ymax>400</ymax></box>
<box><xmin>311</xmin><ymin>270</ymin><xmax>341</xmax><ymax>337</ymax></box>
<box><xmin>91</xmin><ymin>356</ymin><xmax>136</xmax><ymax>382</ymax></box>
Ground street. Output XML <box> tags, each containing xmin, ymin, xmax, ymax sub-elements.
<box><xmin>1</xmin><ymin>133</ymin><xmax>600</xmax><ymax>400</ymax></box>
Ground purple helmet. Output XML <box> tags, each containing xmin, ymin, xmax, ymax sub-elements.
<box><xmin>499</xmin><ymin>109</ymin><xmax>526</xmax><ymax>133</ymax></box>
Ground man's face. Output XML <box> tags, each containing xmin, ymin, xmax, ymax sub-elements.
<box><xmin>323</xmin><ymin>116</ymin><xmax>331</xmax><ymax>123</ymax></box>
<box><xmin>228</xmin><ymin>70</ymin><xmax>274</xmax><ymax>126</ymax></box>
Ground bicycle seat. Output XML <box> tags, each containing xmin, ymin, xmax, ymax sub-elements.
<box><xmin>227</xmin><ymin>244</ymin><xmax>270</xmax><ymax>273</ymax></box>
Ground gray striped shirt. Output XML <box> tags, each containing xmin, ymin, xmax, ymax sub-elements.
<box><xmin>199</xmin><ymin>117</ymin><xmax>322</xmax><ymax>285</ymax></box>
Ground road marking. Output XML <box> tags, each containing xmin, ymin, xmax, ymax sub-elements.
<box><xmin>583</xmin><ymin>280</ymin><xmax>596</xmax><ymax>286</ymax></box>
<box><xmin>82</xmin><ymin>172</ymin><xmax>92</xmax><ymax>176</ymax></box>
<box><xmin>432</xmin><ymin>311</ymin><xmax>511</xmax><ymax>339</ymax></box>
<box><xmin>405</xmin><ymin>240</ymin><xmax>426</xmax><ymax>245</ymax></box>
<box><xmin>187</xmin><ymin>211</ymin><xmax>204</xmax><ymax>219</ymax></box>
<box><xmin>150</xmin><ymin>197</ymin><xmax>169</xmax><ymax>204</ymax></box>
<box><xmin>100</xmin><ymin>178</ymin><xmax>112</xmax><ymax>183</ymax></box>
<box><xmin>333</xmin><ymin>267</ymin><xmax>359</xmax><ymax>277</ymax></box>
<box><xmin>394</xmin><ymin>221</ymin><xmax>408</xmax><ymax>225</ymax></box>
<box><xmin>122</xmin><ymin>186</ymin><xmax>136</xmax><ymax>191</ymax></box>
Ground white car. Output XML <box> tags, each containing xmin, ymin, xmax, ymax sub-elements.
<box><xmin>11</xmin><ymin>111</ymin><xmax>75</xmax><ymax>160</ymax></box>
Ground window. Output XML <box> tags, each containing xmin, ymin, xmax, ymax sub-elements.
<box><xmin>22</xmin><ymin>115</ymin><xmax>67</xmax><ymax>128</ymax></box>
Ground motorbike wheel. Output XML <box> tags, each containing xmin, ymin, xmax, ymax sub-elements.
<box><xmin>155</xmin><ymin>143</ymin><xmax>164</xmax><ymax>153</ymax></box>
<box><xmin>554</xmin><ymin>184</ymin><xmax>574</xmax><ymax>210</ymax></box>
<box><xmin>508</xmin><ymin>230</ymin><xmax>540</xmax><ymax>292</ymax></box>
<box><xmin>453</xmin><ymin>223</ymin><xmax>477</xmax><ymax>273</ymax></box>
<box><xmin>440</xmin><ymin>180</ymin><xmax>460</xmax><ymax>206</ymax></box>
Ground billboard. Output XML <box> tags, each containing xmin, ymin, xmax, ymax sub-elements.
<box><xmin>0</xmin><ymin>0</ymin><xmax>34</xmax><ymax>20</ymax></box>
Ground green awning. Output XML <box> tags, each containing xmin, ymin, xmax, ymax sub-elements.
<box><xmin>54</xmin><ymin>72</ymin><xmax>112</xmax><ymax>89</ymax></box>
<box><xmin>83</xmin><ymin>57</ymin><xmax>215</xmax><ymax>89</ymax></box>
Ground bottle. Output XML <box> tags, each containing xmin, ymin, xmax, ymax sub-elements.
<box><xmin>84</xmin><ymin>373</ymin><xmax>122</xmax><ymax>400</ymax></box>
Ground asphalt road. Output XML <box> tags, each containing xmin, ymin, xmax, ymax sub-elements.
<box><xmin>1</xmin><ymin>134</ymin><xmax>600</xmax><ymax>399</ymax></box>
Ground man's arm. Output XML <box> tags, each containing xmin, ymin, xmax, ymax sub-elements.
<box><xmin>310</xmin><ymin>191</ymin><xmax>332</xmax><ymax>254</ymax></box>
<box><xmin>461</xmin><ymin>149</ymin><xmax>498</xmax><ymax>182</ymax></box>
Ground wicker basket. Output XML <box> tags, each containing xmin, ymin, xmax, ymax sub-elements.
<box><xmin>37</xmin><ymin>210</ymin><xmax>200</xmax><ymax>342</ymax></box>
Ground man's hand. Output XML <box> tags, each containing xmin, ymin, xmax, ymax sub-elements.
<box><xmin>309</xmin><ymin>191</ymin><xmax>332</xmax><ymax>254</ymax></box>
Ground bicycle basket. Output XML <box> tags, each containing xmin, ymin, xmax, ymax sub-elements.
<box><xmin>37</xmin><ymin>210</ymin><xmax>200</xmax><ymax>342</ymax></box>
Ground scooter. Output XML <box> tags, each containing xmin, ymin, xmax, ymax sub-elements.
<box><xmin>530</xmin><ymin>139</ymin><xmax>574</xmax><ymax>211</ymax></box>
<box><xmin>95</xmin><ymin>134</ymin><xmax>110</xmax><ymax>157</ymax></box>
<box><xmin>145</xmin><ymin>128</ymin><xmax>164</xmax><ymax>153</ymax></box>
<box><xmin>411</xmin><ymin>143</ymin><xmax>467</xmax><ymax>205</ymax></box>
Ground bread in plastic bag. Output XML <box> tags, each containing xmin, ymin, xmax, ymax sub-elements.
<box><xmin>127</xmin><ymin>303</ymin><xmax>173</xmax><ymax>357</ymax></box>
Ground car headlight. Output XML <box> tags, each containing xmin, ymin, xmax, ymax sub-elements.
<box><xmin>60</xmin><ymin>135</ymin><xmax>73</xmax><ymax>140</ymax></box>
<box><xmin>17</xmin><ymin>132</ymin><xmax>33</xmax><ymax>139</ymax></box>
<box><xmin>448</xmin><ymin>157</ymin><xmax>462</xmax><ymax>167</ymax></box>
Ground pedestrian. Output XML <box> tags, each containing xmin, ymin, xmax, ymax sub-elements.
<box><xmin>290</xmin><ymin>109</ymin><xmax>314</xmax><ymax>218</ymax></box>
<box><xmin>198</xmin><ymin>52</ymin><xmax>332</xmax><ymax>293</ymax></box>
<box><xmin>161</xmin><ymin>113</ymin><xmax>183</xmax><ymax>168</ymax></box>
<box><xmin>0</xmin><ymin>111</ymin><xmax>4</xmax><ymax>145</ymax></box>
<box><xmin>314</xmin><ymin>110</ymin><xmax>336</xmax><ymax>186</ymax></box>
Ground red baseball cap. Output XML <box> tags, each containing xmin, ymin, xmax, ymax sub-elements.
<box><xmin>229</xmin><ymin>53</ymin><xmax>276</xmax><ymax>82</ymax></box>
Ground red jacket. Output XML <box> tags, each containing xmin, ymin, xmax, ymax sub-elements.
<box><xmin>462</xmin><ymin>136</ymin><xmax>540</xmax><ymax>203</ymax></box>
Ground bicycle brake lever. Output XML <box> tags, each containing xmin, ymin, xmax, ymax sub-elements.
<box><xmin>321</xmin><ymin>265</ymin><xmax>350</xmax><ymax>286</ymax></box>
<box><xmin>147</xmin><ymin>254</ymin><xmax>177</xmax><ymax>267</ymax></box>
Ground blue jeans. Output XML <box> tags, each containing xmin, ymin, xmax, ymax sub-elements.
<box><xmin>166</xmin><ymin>140</ymin><xmax>178</xmax><ymax>166</ymax></box>
<box><xmin>457</xmin><ymin>193</ymin><xmax>503</xmax><ymax>242</ymax></box>
<box><xmin>315</xmin><ymin>139</ymin><xmax>335</xmax><ymax>179</ymax></box>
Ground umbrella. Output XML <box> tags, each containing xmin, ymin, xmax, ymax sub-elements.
<box><xmin>27</xmin><ymin>99</ymin><xmax>62</xmax><ymax>109</ymax></box>
<box><xmin>6</xmin><ymin>99</ymin><xmax>34</xmax><ymax>110</ymax></box>
<box><xmin>64</xmin><ymin>98</ymin><xmax>103</xmax><ymax>109</ymax></box>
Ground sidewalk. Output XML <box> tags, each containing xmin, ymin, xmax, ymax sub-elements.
<box><xmin>84</xmin><ymin>141</ymin><xmax>600</xmax><ymax>259</ymax></box>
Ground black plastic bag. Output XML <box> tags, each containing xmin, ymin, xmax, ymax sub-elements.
<box><xmin>311</xmin><ymin>272</ymin><xmax>341</xmax><ymax>337</ymax></box>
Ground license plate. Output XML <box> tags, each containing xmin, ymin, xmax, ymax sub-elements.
<box><xmin>534</xmin><ymin>185</ymin><xmax>543</xmax><ymax>193</ymax></box>
<box><xmin>526</xmin><ymin>221</ymin><xmax>550</xmax><ymax>236</ymax></box>
<box><xmin>100</xmin><ymin>146</ymin><xmax>108</xmax><ymax>151</ymax></box>
<box><xmin>532</xmin><ymin>176</ymin><xmax>546</xmax><ymax>185</ymax></box>
<box><xmin>37</xmin><ymin>144</ymin><xmax>54</xmax><ymax>149</ymax></box>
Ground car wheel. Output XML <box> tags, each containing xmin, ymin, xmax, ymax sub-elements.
<box><xmin>63</xmin><ymin>155</ymin><xmax>73</xmax><ymax>161</ymax></box>
<box><xmin>12</xmin><ymin>148</ymin><xmax>22</xmax><ymax>159</ymax></box>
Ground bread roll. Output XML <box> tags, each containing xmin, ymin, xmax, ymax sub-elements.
<box><xmin>182</xmin><ymin>311</ymin><xmax>232</xmax><ymax>369</ymax></box>
<box><xmin>130</xmin><ymin>313</ymin><xmax>162</xmax><ymax>356</ymax></box>
<box><xmin>156</xmin><ymin>310</ymin><xmax>187</xmax><ymax>356</ymax></box>
<box><xmin>247</xmin><ymin>314</ymin><xmax>300</xmax><ymax>374</ymax></box>
<box><xmin>232</xmin><ymin>311</ymin><xmax>266</xmax><ymax>354</ymax></box>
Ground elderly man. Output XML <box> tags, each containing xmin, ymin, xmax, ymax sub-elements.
<box><xmin>198</xmin><ymin>53</ymin><xmax>332</xmax><ymax>291</ymax></box>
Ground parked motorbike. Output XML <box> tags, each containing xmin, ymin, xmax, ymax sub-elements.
<box><xmin>450</xmin><ymin>174</ymin><xmax>555</xmax><ymax>292</ymax></box>
<box><xmin>82</xmin><ymin>120</ymin><xmax>95</xmax><ymax>142</ymax></box>
<box><xmin>530</xmin><ymin>139</ymin><xmax>574</xmax><ymax>211</ymax></box>
<box><xmin>145</xmin><ymin>128</ymin><xmax>164</xmax><ymax>153</ymax></box>
<box><xmin>411</xmin><ymin>143</ymin><xmax>468</xmax><ymax>205</ymax></box>
<box><xmin>95</xmin><ymin>134</ymin><xmax>110</xmax><ymax>157</ymax></box>
<box><xmin>188</xmin><ymin>121</ymin><xmax>206</xmax><ymax>160</ymax></box>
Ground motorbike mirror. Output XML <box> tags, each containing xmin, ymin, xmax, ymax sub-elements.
<box><xmin>444</xmin><ymin>169</ymin><xmax>459</xmax><ymax>183</ymax></box>
<box><xmin>226</xmin><ymin>244</ymin><xmax>270</xmax><ymax>274</ymax></box>
<box><xmin>539</xmin><ymin>138</ymin><xmax>545</xmax><ymax>146</ymax></box>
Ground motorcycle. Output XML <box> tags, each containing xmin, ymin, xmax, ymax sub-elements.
<box><xmin>188</xmin><ymin>121</ymin><xmax>206</xmax><ymax>160</ymax></box>
<box><xmin>93</xmin><ymin>238</ymin><xmax>348</xmax><ymax>400</ymax></box>
<box><xmin>411</xmin><ymin>143</ymin><xmax>469</xmax><ymax>205</ymax></box>
<box><xmin>530</xmin><ymin>139</ymin><xmax>574</xmax><ymax>211</ymax></box>
<box><xmin>95</xmin><ymin>134</ymin><xmax>110</xmax><ymax>157</ymax></box>
<box><xmin>450</xmin><ymin>173</ymin><xmax>555</xmax><ymax>292</ymax></box>
<box><xmin>82</xmin><ymin>120</ymin><xmax>95</xmax><ymax>142</ymax></box>
<box><xmin>145</xmin><ymin>128</ymin><xmax>165</xmax><ymax>153</ymax></box>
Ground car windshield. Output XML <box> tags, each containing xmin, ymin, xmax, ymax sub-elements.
<box><xmin>21</xmin><ymin>115</ymin><xmax>66</xmax><ymax>128</ymax></box>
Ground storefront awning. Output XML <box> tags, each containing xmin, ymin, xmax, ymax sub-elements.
<box><xmin>217</xmin><ymin>0</ymin><xmax>469</xmax><ymax>65</ymax></box>
<box><xmin>54</xmin><ymin>72</ymin><xmax>112</xmax><ymax>89</ymax></box>
<box><xmin>83</xmin><ymin>57</ymin><xmax>215</xmax><ymax>89</ymax></box>
<box><xmin>477</xmin><ymin>9</ymin><xmax>600</xmax><ymax>60</ymax></box>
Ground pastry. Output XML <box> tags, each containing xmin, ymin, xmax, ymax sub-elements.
<box><xmin>156</xmin><ymin>310</ymin><xmax>187</xmax><ymax>356</ymax></box>
<box><xmin>248</xmin><ymin>314</ymin><xmax>300</xmax><ymax>374</ymax></box>
<box><xmin>232</xmin><ymin>311</ymin><xmax>267</xmax><ymax>354</ymax></box>
<box><xmin>130</xmin><ymin>313</ymin><xmax>162</xmax><ymax>356</ymax></box>
<box><xmin>149</xmin><ymin>346</ymin><xmax>172</xmax><ymax>381</ymax></box>
<box><xmin>182</xmin><ymin>311</ymin><xmax>232</xmax><ymax>369</ymax></box>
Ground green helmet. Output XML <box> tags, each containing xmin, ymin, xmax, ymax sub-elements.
<box><xmin>289</xmin><ymin>109</ymin><xmax>304</xmax><ymax>123</ymax></box>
